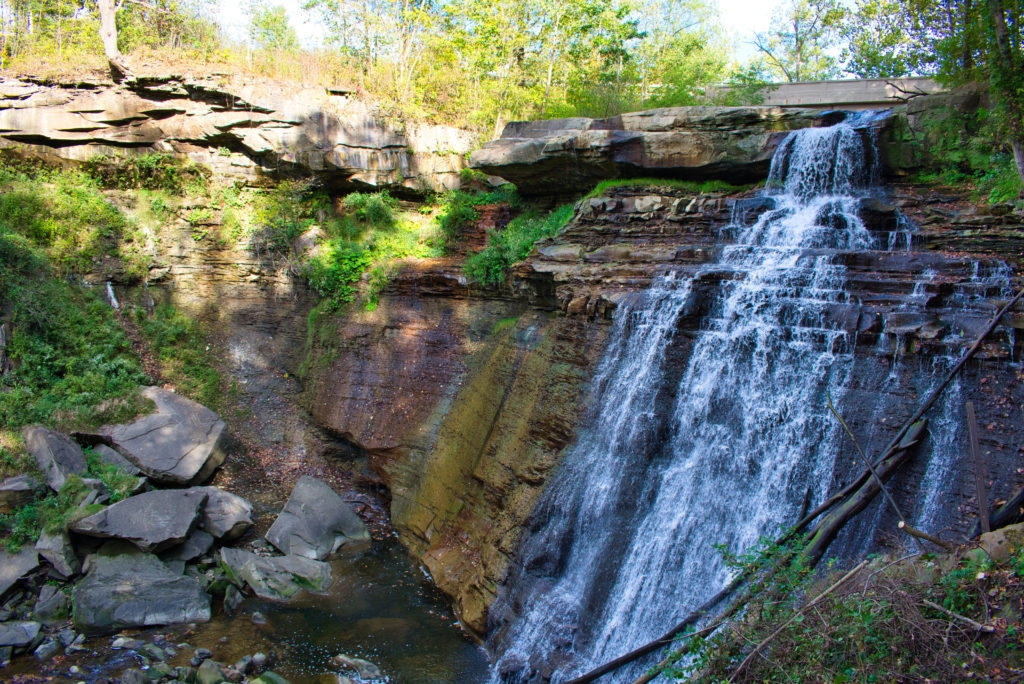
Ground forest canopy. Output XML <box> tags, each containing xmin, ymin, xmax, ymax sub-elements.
<box><xmin>1</xmin><ymin>0</ymin><xmax>1022</xmax><ymax>181</ymax></box>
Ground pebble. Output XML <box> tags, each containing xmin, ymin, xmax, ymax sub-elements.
<box><xmin>252</xmin><ymin>652</ymin><xmax>268</xmax><ymax>670</ymax></box>
<box><xmin>195</xmin><ymin>647</ymin><xmax>212</xmax><ymax>660</ymax></box>
<box><xmin>113</xmin><ymin>636</ymin><xmax>144</xmax><ymax>650</ymax></box>
<box><xmin>250</xmin><ymin>612</ymin><xmax>267</xmax><ymax>625</ymax></box>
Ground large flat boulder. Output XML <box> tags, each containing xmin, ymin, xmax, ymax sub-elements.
<box><xmin>23</xmin><ymin>427</ymin><xmax>86</xmax><ymax>492</ymax></box>
<box><xmin>100</xmin><ymin>387</ymin><xmax>227</xmax><ymax>486</ymax></box>
<box><xmin>69</xmin><ymin>488</ymin><xmax>207</xmax><ymax>552</ymax></box>
<box><xmin>72</xmin><ymin>542</ymin><xmax>211</xmax><ymax>634</ymax></box>
<box><xmin>190</xmin><ymin>486</ymin><xmax>253</xmax><ymax>541</ymax></box>
<box><xmin>469</xmin><ymin>106</ymin><xmax>832</xmax><ymax>195</ymax></box>
<box><xmin>0</xmin><ymin>547</ymin><xmax>38</xmax><ymax>598</ymax></box>
<box><xmin>0</xmin><ymin>620</ymin><xmax>40</xmax><ymax>647</ymax></box>
<box><xmin>265</xmin><ymin>476</ymin><xmax>369</xmax><ymax>560</ymax></box>
<box><xmin>219</xmin><ymin>548</ymin><xmax>331</xmax><ymax>601</ymax></box>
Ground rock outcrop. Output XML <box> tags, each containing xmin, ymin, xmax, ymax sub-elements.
<box><xmin>469</xmin><ymin>106</ymin><xmax>833</xmax><ymax>195</ymax></box>
<box><xmin>0</xmin><ymin>74</ymin><xmax>474</xmax><ymax>194</ymax></box>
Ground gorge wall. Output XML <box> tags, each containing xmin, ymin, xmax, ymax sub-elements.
<box><xmin>9</xmin><ymin>80</ymin><xmax>1021</xmax><ymax>649</ymax></box>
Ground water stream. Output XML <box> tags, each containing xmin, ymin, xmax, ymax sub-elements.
<box><xmin>487</xmin><ymin>113</ymin><xmax>1012</xmax><ymax>682</ymax></box>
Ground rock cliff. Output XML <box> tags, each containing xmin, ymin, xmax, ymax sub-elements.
<box><xmin>0</xmin><ymin>74</ymin><xmax>474</xmax><ymax>193</ymax></box>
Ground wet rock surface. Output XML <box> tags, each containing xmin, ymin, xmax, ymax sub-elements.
<box><xmin>219</xmin><ymin>548</ymin><xmax>331</xmax><ymax>601</ymax></box>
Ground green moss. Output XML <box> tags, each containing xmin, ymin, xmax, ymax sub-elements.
<box><xmin>583</xmin><ymin>177</ymin><xmax>757</xmax><ymax>199</ymax></box>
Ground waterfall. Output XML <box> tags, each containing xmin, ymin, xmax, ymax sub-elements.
<box><xmin>486</xmin><ymin>112</ymin><xmax>991</xmax><ymax>683</ymax></box>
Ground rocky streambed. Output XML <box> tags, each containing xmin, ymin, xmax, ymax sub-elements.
<box><xmin>0</xmin><ymin>386</ymin><xmax>487</xmax><ymax>683</ymax></box>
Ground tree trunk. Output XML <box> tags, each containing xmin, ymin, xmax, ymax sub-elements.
<box><xmin>98</xmin><ymin>0</ymin><xmax>131</xmax><ymax>81</ymax></box>
<box><xmin>988</xmin><ymin>0</ymin><xmax>1024</xmax><ymax>190</ymax></box>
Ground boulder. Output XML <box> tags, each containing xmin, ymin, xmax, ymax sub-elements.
<box><xmin>33</xmin><ymin>584</ymin><xmax>68</xmax><ymax>622</ymax></box>
<box><xmin>979</xmin><ymin>523</ymin><xmax>1024</xmax><ymax>563</ymax></box>
<box><xmin>0</xmin><ymin>475</ymin><xmax>38</xmax><ymax>513</ymax></box>
<box><xmin>71</xmin><ymin>542</ymin><xmax>211</xmax><ymax>634</ymax></box>
<box><xmin>333</xmin><ymin>654</ymin><xmax>383</xmax><ymax>680</ymax></box>
<box><xmin>219</xmin><ymin>548</ymin><xmax>331</xmax><ymax>601</ymax></box>
<box><xmin>265</xmin><ymin>476</ymin><xmax>369</xmax><ymax>560</ymax></box>
<box><xmin>469</xmin><ymin>106</ymin><xmax>830</xmax><ymax>195</ymax></box>
<box><xmin>69</xmin><ymin>488</ymin><xmax>207</xmax><ymax>553</ymax></box>
<box><xmin>160</xmin><ymin>528</ymin><xmax>215</xmax><ymax>565</ymax></box>
<box><xmin>23</xmin><ymin>427</ymin><xmax>87</xmax><ymax>492</ymax></box>
<box><xmin>0</xmin><ymin>547</ymin><xmax>39</xmax><ymax>598</ymax></box>
<box><xmin>0</xmin><ymin>620</ymin><xmax>40</xmax><ymax>647</ymax></box>
<box><xmin>100</xmin><ymin>387</ymin><xmax>227</xmax><ymax>486</ymax></box>
<box><xmin>35</xmin><ymin>530</ymin><xmax>81</xmax><ymax>578</ymax></box>
<box><xmin>191</xmin><ymin>487</ymin><xmax>253</xmax><ymax>541</ymax></box>
<box><xmin>91</xmin><ymin>443</ymin><xmax>141</xmax><ymax>476</ymax></box>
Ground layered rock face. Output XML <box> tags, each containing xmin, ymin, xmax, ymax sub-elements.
<box><xmin>0</xmin><ymin>75</ymin><xmax>474</xmax><ymax>193</ymax></box>
<box><xmin>469</xmin><ymin>106</ymin><xmax>835</xmax><ymax>195</ymax></box>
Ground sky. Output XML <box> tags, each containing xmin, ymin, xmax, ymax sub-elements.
<box><xmin>215</xmin><ymin>0</ymin><xmax>785</xmax><ymax>57</ymax></box>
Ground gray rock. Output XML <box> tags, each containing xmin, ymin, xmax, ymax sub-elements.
<box><xmin>140</xmin><ymin>642</ymin><xmax>167</xmax><ymax>661</ymax></box>
<box><xmin>197</xmin><ymin>659</ymin><xmax>228</xmax><ymax>684</ymax></box>
<box><xmin>112</xmin><ymin>636</ymin><xmax>144</xmax><ymax>649</ymax></box>
<box><xmin>0</xmin><ymin>475</ymin><xmax>39</xmax><ymax>513</ymax></box>
<box><xmin>223</xmin><ymin>585</ymin><xmax>243</xmax><ymax>615</ymax></box>
<box><xmin>250</xmin><ymin>673</ymin><xmax>290</xmax><ymax>684</ymax></box>
<box><xmin>219</xmin><ymin>548</ymin><xmax>331</xmax><ymax>601</ymax></box>
<box><xmin>70</xmin><ymin>488</ymin><xmax>207</xmax><ymax>552</ymax></box>
<box><xmin>0</xmin><ymin>547</ymin><xmax>39</xmax><ymax>598</ymax></box>
<box><xmin>265</xmin><ymin>476</ymin><xmax>369</xmax><ymax>560</ymax></box>
<box><xmin>0</xmin><ymin>620</ymin><xmax>41</xmax><ymax>647</ymax></box>
<box><xmin>190</xmin><ymin>487</ymin><xmax>252</xmax><ymax>541</ymax></box>
<box><xmin>0</xmin><ymin>645</ymin><xmax>9</xmax><ymax>665</ymax></box>
<box><xmin>332</xmin><ymin>654</ymin><xmax>382</xmax><ymax>680</ymax></box>
<box><xmin>100</xmin><ymin>387</ymin><xmax>228</xmax><ymax>486</ymax></box>
<box><xmin>71</xmin><ymin>543</ymin><xmax>211</xmax><ymax>634</ymax></box>
<box><xmin>91</xmin><ymin>443</ymin><xmax>141</xmax><ymax>476</ymax></box>
<box><xmin>251</xmin><ymin>652</ymin><xmax>268</xmax><ymax>670</ymax></box>
<box><xmin>33</xmin><ymin>584</ymin><xmax>68</xmax><ymax>622</ymax></box>
<box><xmin>36</xmin><ymin>529</ymin><xmax>81</xmax><ymax>579</ymax></box>
<box><xmin>161</xmin><ymin>529</ymin><xmax>215</xmax><ymax>564</ymax></box>
<box><xmin>33</xmin><ymin>635</ymin><xmax>60</xmax><ymax>660</ymax></box>
<box><xmin>23</xmin><ymin>426</ymin><xmax>87</xmax><ymax>492</ymax></box>
<box><xmin>121</xmin><ymin>669</ymin><xmax>148</xmax><ymax>684</ymax></box>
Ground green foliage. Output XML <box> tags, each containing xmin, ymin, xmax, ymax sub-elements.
<box><xmin>0</xmin><ymin>475</ymin><xmax>96</xmax><ymax>552</ymax></box>
<box><xmin>250</xmin><ymin>180</ymin><xmax>329</xmax><ymax>258</ymax></box>
<box><xmin>341</xmin><ymin>191</ymin><xmax>397</xmax><ymax>227</ymax></box>
<box><xmin>82</xmin><ymin>154</ymin><xmax>208</xmax><ymax>196</ymax></box>
<box><xmin>0</xmin><ymin>163</ymin><xmax>151</xmax><ymax>279</ymax></box>
<box><xmin>134</xmin><ymin>304</ymin><xmax>222</xmax><ymax>409</ymax></box>
<box><xmin>753</xmin><ymin>0</ymin><xmax>846</xmax><ymax>83</ymax></box>
<box><xmin>464</xmin><ymin>203</ymin><xmax>573</xmax><ymax>285</ymax></box>
<box><xmin>248</xmin><ymin>1</ymin><xmax>299</xmax><ymax>51</ymax></box>
<box><xmin>584</xmin><ymin>177</ymin><xmax>756</xmax><ymax>199</ymax></box>
<box><xmin>491</xmin><ymin>317</ymin><xmax>520</xmax><ymax>335</ymax></box>
<box><xmin>84</xmin><ymin>448</ymin><xmax>139</xmax><ymax>504</ymax></box>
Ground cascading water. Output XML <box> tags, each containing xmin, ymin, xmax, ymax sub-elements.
<box><xmin>486</xmin><ymin>112</ymin><xmax>1010</xmax><ymax>682</ymax></box>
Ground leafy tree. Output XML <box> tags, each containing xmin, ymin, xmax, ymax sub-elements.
<box><xmin>753</xmin><ymin>0</ymin><xmax>847</xmax><ymax>82</ymax></box>
<box><xmin>249</xmin><ymin>0</ymin><xmax>299</xmax><ymax>51</ymax></box>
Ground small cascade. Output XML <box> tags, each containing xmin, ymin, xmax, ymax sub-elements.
<box><xmin>487</xmin><ymin>112</ymin><xmax>1015</xmax><ymax>682</ymax></box>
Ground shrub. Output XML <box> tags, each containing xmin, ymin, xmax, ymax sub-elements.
<box><xmin>134</xmin><ymin>304</ymin><xmax>222</xmax><ymax>410</ymax></box>
<box><xmin>82</xmin><ymin>153</ymin><xmax>209</xmax><ymax>195</ymax></box>
<box><xmin>464</xmin><ymin>204</ymin><xmax>573</xmax><ymax>285</ymax></box>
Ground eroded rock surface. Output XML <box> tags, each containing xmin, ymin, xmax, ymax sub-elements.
<box><xmin>469</xmin><ymin>106</ymin><xmax>831</xmax><ymax>195</ymax></box>
<box><xmin>219</xmin><ymin>547</ymin><xmax>331</xmax><ymax>601</ymax></box>
<box><xmin>0</xmin><ymin>75</ymin><xmax>474</xmax><ymax>194</ymax></box>
<box><xmin>191</xmin><ymin>486</ymin><xmax>253</xmax><ymax>541</ymax></box>
<box><xmin>23</xmin><ymin>426</ymin><xmax>86</xmax><ymax>492</ymax></box>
